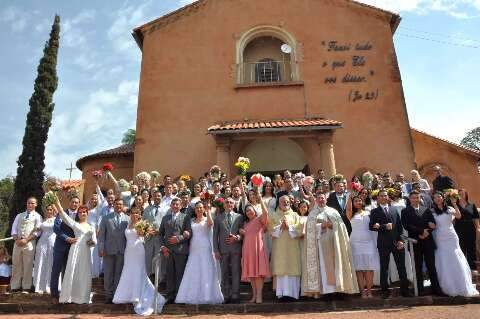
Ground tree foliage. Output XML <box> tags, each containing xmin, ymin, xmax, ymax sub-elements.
<box><xmin>122</xmin><ymin>129</ymin><xmax>136</xmax><ymax>145</ymax></box>
<box><xmin>8</xmin><ymin>15</ymin><xmax>60</xmax><ymax>236</ymax></box>
<box><xmin>460</xmin><ymin>127</ymin><xmax>480</xmax><ymax>151</ymax></box>
<box><xmin>0</xmin><ymin>178</ymin><xmax>14</xmax><ymax>240</ymax></box>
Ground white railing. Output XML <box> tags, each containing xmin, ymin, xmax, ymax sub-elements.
<box><xmin>238</xmin><ymin>60</ymin><xmax>293</xmax><ymax>84</ymax></box>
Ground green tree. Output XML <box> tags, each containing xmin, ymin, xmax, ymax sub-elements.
<box><xmin>460</xmin><ymin>127</ymin><xmax>480</xmax><ymax>151</ymax></box>
<box><xmin>0</xmin><ymin>178</ymin><xmax>14</xmax><ymax>240</ymax></box>
<box><xmin>122</xmin><ymin>128</ymin><xmax>136</xmax><ymax>145</ymax></box>
<box><xmin>8</xmin><ymin>15</ymin><xmax>60</xmax><ymax>234</ymax></box>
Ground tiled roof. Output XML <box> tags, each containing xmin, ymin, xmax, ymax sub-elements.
<box><xmin>208</xmin><ymin>118</ymin><xmax>342</xmax><ymax>134</ymax></box>
<box><xmin>76</xmin><ymin>144</ymin><xmax>134</xmax><ymax>169</ymax></box>
<box><xmin>60</xmin><ymin>180</ymin><xmax>85</xmax><ymax>189</ymax></box>
<box><xmin>412</xmin><ymin>129</ymin><xmax>480</xmax><ymax>158</ymax></box>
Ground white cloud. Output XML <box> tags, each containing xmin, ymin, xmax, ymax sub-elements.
<box><xmin>62</xmin><ymin>9</ymin><xmax>96</xmax><ymax>48</ymax></box>
<box><xmin>45</xmin><ymin>80</ymin><xmax>138</xmax><ymax>178</ymax></box>
<box><xmin>0</xmin><ymin>6</ymin><xmax>28</xmax><ymax>31</ymax></box>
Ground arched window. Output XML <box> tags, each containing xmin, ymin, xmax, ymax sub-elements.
<box><xmin>236</xmin><ymin>26</ymin><xmax>299</xmax><ymax>85</ymax></box>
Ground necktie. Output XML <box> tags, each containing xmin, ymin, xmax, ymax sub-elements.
<box><xmin>154</xmin><ymin>206</ymin><xmax>159</xmax><ymax>217</ymax></box>
<box><xmin>116</xmin><ymin>215</ymin><xmax>120</xmax><ymax>227</ymax></box>
<box><xmin>384</xmin><ymin>207</ymin><xmax>390</xmax><ymax>220</ymax></box>
<box><xmin>227</xmin><ymin>213</ymin><xmax>233</xmax><ymax>229</ymax></box>
<box><xmin>25</xmin><ymin>212</ymin><xmax>30</xmax><ymax>220</ymax></box>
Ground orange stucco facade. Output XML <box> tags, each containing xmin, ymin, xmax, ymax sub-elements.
<box><xmin>76</xmin><ymin>0</ymin><xmax>479</xmax><ymax>204</ymax></box>
<box><xmin>133</xmin><ymin>0</ymin><xmax>415</xmax><ymax>180</ymax></box>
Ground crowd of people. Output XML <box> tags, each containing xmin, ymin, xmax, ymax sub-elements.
<box><xmin>6</xmin><ymin>164</ymin><xmax>480</xmax><ymax>316</ymax></box>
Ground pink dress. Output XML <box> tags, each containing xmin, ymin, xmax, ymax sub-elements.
<box><xmin>241</xmin><ymin>217</ymin><xmax>271</xmax><ymax>281</ymax></box>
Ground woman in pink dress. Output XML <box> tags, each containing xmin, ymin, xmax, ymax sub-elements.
<box><xmin>240</xmin><ymin>191</ymin><xmax>271</xmax><ymax>303</ymax></box>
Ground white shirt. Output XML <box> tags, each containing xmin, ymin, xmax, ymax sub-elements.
<box><xmin>11</xmin><ymin>210</ymin><xmax>42</xmax><ymax>237</ymax></box>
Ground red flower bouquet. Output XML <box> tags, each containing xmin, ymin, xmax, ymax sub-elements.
<box><xmin>200</xmin><ymin>191</ymin><xmax>215</xmax><ymax>202</ymax></box>
<box><xmin>213</xmin><ymin>197</ymin><xmax>225</xmax><ymax>209</ymax></box>
<box><xmin>250</xmin><ymin>173</ymin><xmax>264</xmax><ymax>187</ymax></box>
<box><xmin>102</xmin><ymin>162</ymin><xmax>114</xmax><ymax>172</ymax></box>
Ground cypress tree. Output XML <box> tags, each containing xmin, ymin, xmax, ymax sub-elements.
<box><xmin>7</xmin><ymin>15</ymin><xmax>60</xmax><ymax>233</ymax></box>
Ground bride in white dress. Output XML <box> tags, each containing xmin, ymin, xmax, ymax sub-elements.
<box><xmin>175</xmin><ymin>201</ymin><xmax>224</xmax><ymax>304</ymax></box>
<box><xmin>33</xmin><ymin>204</ymin><xmax>56</xmax><ymax>293</ymax></box>
<box><xmin>113</xmin><ymin>206</ymin><xmax>165</xmax><ymax>316</ymax></box>
<box><xmin>54</xmin><ymin>198</ymin><xmax>96</xmax><ymax>304</ymax></box>
<box><xmin>431</xmin><ymin>192</ymin><xmax>479</xmax><ymax>297</ymax></box>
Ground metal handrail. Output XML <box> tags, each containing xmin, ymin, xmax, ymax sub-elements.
<box><xmin>152</xmin><ymin>254</ymin><xmax>162</xmax><ymax>315</ymax></box>
<box><xmin>404</xmin><ymin>237</ymin><xmax>419</xmax><ymax>296</ymax></box>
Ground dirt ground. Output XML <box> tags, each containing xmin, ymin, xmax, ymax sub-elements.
<box><xmin>1</xmin><ymin>304</ymin><xmax>479</xmax><ymax>319</ymax></box>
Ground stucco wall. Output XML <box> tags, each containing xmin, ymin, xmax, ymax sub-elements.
<box><xmin>134</xmin><ymin>0</ymin><xmax>415</xmax><ymax>180</ymax></box>
<box><xmin>80</xmin><ymin>156</ymin><xmax>134</xmax><ymax>202</ymax></box>
<box><xmin>412</xmin><ymin>130</ymin><xmax>480</xmax><ymax>203</ymax></box>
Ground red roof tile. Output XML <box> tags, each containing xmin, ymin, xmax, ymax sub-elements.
<box><xmin>60</xmin><ymin>180</ymin><xmax>85</xmax><ymax>189</ymax></box>
<box><xmin>208</xmin><ymin>118</ymin><xmax>342</xmax><ymax>133</ymax></box>
<box><xmin>76</xmin><ymin>144</ymin><xmax>134</xmax><ymax>169</ymax></box>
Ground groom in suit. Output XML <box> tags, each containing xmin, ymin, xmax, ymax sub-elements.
<box><xmin>326</xmin><ymin>180</ymin><xmax>351</xmax><ymax>235</ymax></box>
<box><xmin>158</xmin><ymin>198</ymin><xmax>192</xmax><ymax>304</ymax></box>
<box><xmin>401</xmin><ymin>190</ymin><xmax>445</xmax><ymax>296</ymax></box>
<box><xmin>50</xmin><ymin>197</ymin><xmax>79</xmax><ymax>302</ymax></box>
<box><xmin>370</xmin><ymin>189</ymin><xmax>411</xmax><ymax>299</ymax></box>
<box><xmin>213</xmin><ymin>197</ymin><xmax>244</xmax><ymax>304</ymax></box>
<box><xmin>98</xmin><ymin>198</ymin><xmax>130</xmax><ymax>303</ymax></box>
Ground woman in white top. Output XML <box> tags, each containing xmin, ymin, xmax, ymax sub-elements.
<box><xmin>346</xmin><ymin>193</ymin><xmax>379</xmax><ymax>298</ymax></box>
<box><xmin>431</xmin><ymin>192</ymin><xmax>479</xmax><ymax>297</ymax></box>
<box><xmin>32</xmin><ymin>204</ymin><xmax>57</xmax><ymax>294</ymax></box>
<box><xmin>54</xmin><ymin>197</ymin><xmax>96</xmax><ymax>304</ymax></box>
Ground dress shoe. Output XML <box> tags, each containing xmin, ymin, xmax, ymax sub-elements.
<box><xmin>230</xmin><ymin>298</ymin><xmax>240</xmax><ymax>304</ymax></box>
<box><xmin>418</xmin><ymin>290</ymin><xmax>429</xmax><ymax>296</ymax></box>
<box><xmin>223</xmin><ymin>297</ymin><xmax>231</xmax><ymax>304</ymax></box>
<box><xmin>104</xmin><ymin>298</ymin><xmax>113</xmax><ymax>304</ymax></box>
<box><xmin>401</xmin><ymin>291</ymin><xmax>414</xmax><ymax>298</ymax></box>
<box><xmin>381</xmin><ymin>290</ymin><xmax>390</xmax><ymax>299</ymax></box>
<box><xmin>165</xmin><ymin>298</ymin><xmax>175</xmax><ymax>305</ymax></box>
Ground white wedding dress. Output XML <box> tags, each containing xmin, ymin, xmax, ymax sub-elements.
<box><xmin>113</xmin><ymin>228</ymin><xmax>165</xmax><ymax>316</ymax></box>
<box><xmin>433</xmin><ymin>210</ymin><xmax>479</xmax><ymax>297</ymax></box>
<box><xmin>175</xmin><ymin>218</ymin><xmax>224</xmax><ymax>304</ymax></box>
<box><xmin>58</xmin><ymin>210</ymin><xmax>95</xmax><ymax>304</ymax></box>
<box><xmin>33</xmin><ymin>218</ymin><xmax>56</xmax><ymax>293</ymax></box>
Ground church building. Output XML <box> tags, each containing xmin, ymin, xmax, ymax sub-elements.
<box><xmin>76</xmin><ymin>0</ymin><xmax>480</xmax><ymax>201</ymax></box>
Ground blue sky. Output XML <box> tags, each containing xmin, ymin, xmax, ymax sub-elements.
<box><xmin>0</xmin><ymin>0</ymin><xmax>479</xmax><ymax>180</ymax></box>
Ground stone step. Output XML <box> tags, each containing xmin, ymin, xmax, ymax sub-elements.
<box><xmin>1</xmin><ymin>294</ymin><xmax>480</xmax><ymax>315</ymax></box>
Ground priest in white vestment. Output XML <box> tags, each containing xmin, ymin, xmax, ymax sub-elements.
<box><xmin>302</xmin><ymin>193</ymin><xmax>358</xmax><ymax>298</ymax></box>
<box><xmin>269</xmin><ymin>195</ymin><xmax>302</xmax><ymax>299</ymax></box>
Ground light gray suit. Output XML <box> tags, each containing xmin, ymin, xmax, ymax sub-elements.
<box><xmin>212</xmin><ymin>210</ymin><xmax>244</xmax><ymax>300</ymax></box>
<box><xmin>142</xmin><ymin>204</ymin><xmax>167</xmax><ymax>277</ymax></box>
<box><xmin>98</xmin><ymin>211</ymin><xmax>130</xmax><ymax>300</ymax></box>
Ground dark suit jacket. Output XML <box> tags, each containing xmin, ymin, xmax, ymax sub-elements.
<box><xmin>369</xmin><ymin>206</ymin><xmax>404</xmax><ymax>248</ymax></box>
<box><xmin>53</xmin><ymin>210</ymin><xmax>75</xmax><ymax>253</ymax></box>
<box><xmin>326</xmin><ymin>192</ymin><xmax>351</xmax><ymax>234</ymax></box>
<box><xmin>432</xmin><ymin>175</ymin><xmax>455</xmax><ymax>192</ymax></box>
<box><xmin>401</xmin><ymin>205</ymin><xmax>436</xmax><ymax>249</ymax></box>
<box><xmin>158</xmin><ymin>211</ymin><xmax>192</xmax><ymax>255</ymax></box>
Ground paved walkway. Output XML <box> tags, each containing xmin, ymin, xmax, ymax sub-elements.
<box><xmin>1</xmin><ymin>304</ymin><xmax>479</xmax><ymax>318</ymax></box>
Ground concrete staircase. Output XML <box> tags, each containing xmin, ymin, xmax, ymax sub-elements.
<box><xmin>1</xmin><ymin>266</ymin><xmax>479</xmax><ymax>315</ymax></box>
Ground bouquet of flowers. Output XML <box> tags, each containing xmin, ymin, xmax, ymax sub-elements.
<box><xmin>150</xmin><ymin>171</ymin><xmax>161</xmax><ymax>180</ymax></box>
<box><xmin>136</xmin><ymin>171</ymin><xmax>151</xmax><ymax>183</ymax></box>
<box><xmin>332</xmin><ymin>174</ymin><xmax>345</xmax><ymax>184</ymax></box>
<box><xmin>134</xmin><ymin>219</ymin><xmax>152</xmax><ymax>238</ymax></box>
<box><xmin>42</xmin><ymin>191</ymin><xmax>57</xmax><ymax>211</ymax></box>
<box><xmin>209</xmin><ymin>165</ymin><xmax>222</xmax><ymax>182</ymax></box>
<box><xmin>303</xmin><ymin>176</ymin><xmax>315</xmax><ymax>192</ymax></box>
<box><xmin>200</xmin><ymin>190</ymin><xmax>215</xmax><ymax>202</ymax></box>
<box><xmin>444</xmin><ymin>188</ymin><xmax>460</xmax><ymax>201</ymax></box>
<box><xmin>213</xmin><ymin>197</ymin><xmax>225</xmax><ymax>209</ymax></box>
<box><xmin>234</xmin><ymin>157</ymin><xmax>250</xmax><ymax>176</ymax></box>
<box><xmin>180</xmin><ymin>174</ymin><xmax>192</xmax><ymax>182</ymax></box>
<box><xmin>370</xmin><ymin>189</ymin><xmax>380</xmax><ymax>199</ymax></box>
<box><xmin>102</xmin><ymin>162</ymin><xmax>114</xmax><ymax>172</ymax></box>
<box><xmin>387</xmin><ymin>188</ymin><xmax>400</xmax><ymax>199</ymax></box>
<box><xmin>361</xmin><ymin>171</ymin><xmax>374</xmax><ymax>188</ymax></box>
<box><xmin>118</xmin><ymin>179</ymin><xmax>130</xmax><ymax>192</ymax></box>
<box><xmin>250</xmin><ymin>173</ymin><xmax>264</xmax><ymax>188</ymax></box>
<box><xmin>92</xmin><ymin>170</ymin><xmax>103</xmax><ymax>179</ymax></box>
<box><xmin>66</xmin><ymin>187</ymin><xmax>78</xmax><ymax>200</ymax></box>
<box><xmin>349</xmin><ymin>181</ymin><xmax>363</xmax><ymax>196</ymax></box>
